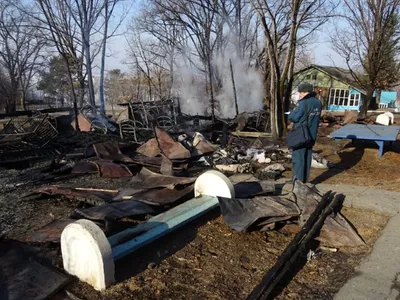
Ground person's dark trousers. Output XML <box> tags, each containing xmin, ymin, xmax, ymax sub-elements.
<box><xmin>292</xmin><ymin>146</ymin><xmax>313</xmax><ymax>183</ymax></box>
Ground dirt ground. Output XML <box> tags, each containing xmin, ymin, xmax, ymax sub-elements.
<box><xmin>1</xmin><ymin>120</ymin><xmax>399</xmax><ymax>299</ymax></box>
<box><xmin>63</xmin><ymin>206</ymin><xmax>388</xmax><ymax>300</ymax></box>
<box><xmin>309</xmin><ymin>126</ymin><xmax>400</xmax><ymax>192</ymax></box>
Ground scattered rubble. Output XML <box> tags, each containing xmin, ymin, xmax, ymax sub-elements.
<box><xmin>0</xmin><ymin>108</ymin><xmax>374</xmax><ymax>298</ymax></box>
<box><xmin>312</xmin><ymin>152</ymin><xmax>333</xmax><ymax>169</ymax></box>
<box><xmin>216</xmin><ymin>163</ymin><xmax>252</xmax><ymax>174</ymax></box>
<box><xmin>155</xmin><ymin>127</ymin><xmax>191</xmax><ymax>160</ymax></box>
<box><xmin>256</xmin><ymin>163</ymin><xmax>286</xmax><ymax>180</ymax></box>
<box><xmin>218</xmin><ymin>180</ymin><xmax>364</xmax><ymax>248</ymax></box>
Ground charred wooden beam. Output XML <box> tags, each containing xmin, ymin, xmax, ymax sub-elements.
<box><xmin>247</xmin><ymin>191</ymin><xmax>345</xmax><ymax>300</ymax></box>
<box><xmin>229</xmin><ymin>58</ymin><xmax>239</xmax><ymax>116</ymax></box>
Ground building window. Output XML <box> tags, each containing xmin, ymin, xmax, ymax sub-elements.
<box><xmin>311</xmin><ymin>74</ymin><xmax>317</xmax><ymax>80</ymax></box>
<box><xmin>329</xmin><ymin>88</ymin><xmax>350</xmax><ymax>106</ymax></box>
<box><xmin>305</xmin><ymin>75</ymin><xmax>311</xmax><ymax>79</ymax></box>
<box><xmin>349</xmin><ymin>93</ymin><xmax>360</xmax><ymax>106</ymax></box>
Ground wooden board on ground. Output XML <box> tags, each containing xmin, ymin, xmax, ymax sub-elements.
<box><xmin>231</xmin><ymin>131</ymin><xmax>272</xmax><ymax>138</ymax></box>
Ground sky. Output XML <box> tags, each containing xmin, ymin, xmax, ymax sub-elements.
<box><xmin>101</xmin><ymin>38</ymin><xmax>346</xmax><ymax>74</ymax></box>
<box><xmin>96</xmin><ymin>2</ymin><xmax>347</xmax><ymax>75</ymax></box>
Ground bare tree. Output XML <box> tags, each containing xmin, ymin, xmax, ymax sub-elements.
<box><xmin>0</xmin><ymin>1</ymin><xmax>46</xmax><ymax>113</ymax></box>
<box><xmin>99</xmin><ymin>0</ymin><xmax>118</xmax><ymax>113</ymax></box>
<box><xmin>294</xmin><ymin>48</ymin><xmax>315</xmax><ymax>72</ymax></box>
<box><xmin>249</xmin><ymin>0</ymin><xmax>336</xmax><ymax>138</ymax></box>
<box><xmin>66</xmin><ymin>0</ymin><xmax>106</xmax><ymax>107</ymax></box>
<box><xmin>133</xmin><ymin>5</ymin><xmax>186</xmax><ymax>99</ymax></box>
<box><xmin>151</xmin><ymin>0</ymin><xmax>222</xmax><ymax>120</ymax></box>
<box><xmin>35</xmin><ymin>0</ymin><xmax>83</xmax><ymax>128</ymax></box>
<box><xmin>332</xmin><ymin>0</ymin><xmax>400</xmax><ymax>117</ymax></box>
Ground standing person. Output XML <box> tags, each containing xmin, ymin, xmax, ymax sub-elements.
<box><xmin>288</xmin><ymin>83</ymin><xmax>322</xmax><ymax>183</ymax></box>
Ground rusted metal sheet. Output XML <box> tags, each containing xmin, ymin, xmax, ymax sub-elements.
<box><xmin>71</xmin><ymin>160</ymin><xmax>132</xmax><ymax>178</ymax></box>
<box><xmin>74</xmin><ymin>200</ymin><xmax>155</xmax><ymax>221</ymax></box>
<box><xmin>132</xmin><ymin>184</ymin><xmax>194</xmax><ymax>206</ymax></box>
<box><xmin>131</xmin><ymin>156</ymin><xmax>163</xmax><ymax>167</ymax></box>
<box><xmin>26</xmin><ymin>219</ymin><xmax>76</xmax><ymax>243</ymax></box>
<box><xmin>113</xmin><ymin>187</ymin><xmax>146</xmax><ymax>201</ymax></box>
<box><xmin>218</xmin><ymin>196</ymin><xmax>300</xmax><ymax>232</ymax></box>
<box><xmin>293</xmin><ymin>181</ymin><xmax>365</xmax><ymax>247</ymax></box>
<box><xmin>95</xmin><ymin>161</ymin><xmax>133</xmax><ymax>178</ymax></box>
<box><xmin>27</xmin><ymin>219</ymin><xmax>107</xmax><ymax>244</ymax></box>
<box><xmin>130</xmin><ymin>155</ymin><xmax>187</xmax><ymax>171</ymax></box>
<box><xmin>155</xmin><ymin>127</ymin><xmax>190</xmax><ymax>159</ymax></box>
<box><xmin>136</xmin><ymin>138</ymin><xmax>160</xmax><ymax>157</ymax></box>
<box><xmin>129</xmin><ymin>167</ymin><xmax>195</xmax><ymax>190</ymax></box>
<box><xmin>160</xmin><ymin>154</ymin><xmax>173</xmax><ymax>175</ymax></box>
<box><xmin>195</xmin><ymin>140</ymin><xmax>215</xmax><ymax>155</ymax></box>
<box><xmin>0</xmin><ymin>240</ymin><xmax>69</xmax><ymax>300</ymax></box>
<box><xmin>93</xmin><ymin>140</ymin><xmax>133</xmax><ymax>162</ymax></box>
<box><xmin>192</xmin><ymin>133</ymin><xmax>216</xmax><ymax>156</ymax></box>
<box><xmin>71</xmin><ymin>161</ymin><xmax>99</xmax><ymax>174</ymax></box>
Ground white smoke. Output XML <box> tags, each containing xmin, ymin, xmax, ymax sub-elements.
<box><xmin>214</xmin><ymin>52</ymin><xmax>264</xmax><ymax>118</ymax></box>
<box><xmin>173</xmin><ymin>43</ymin><xmax>264</xmax><ymax>118</ymax></box>
<box><xmin>174</xmin><ymin>60</ymin><xmax>209</xmax><ymax>116</ymax></box>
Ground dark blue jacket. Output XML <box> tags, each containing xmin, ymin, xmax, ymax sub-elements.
<box><xmin>288</xmin><ymin>92</ymin><xmax>322</xmax><ymax>141</ymax></box>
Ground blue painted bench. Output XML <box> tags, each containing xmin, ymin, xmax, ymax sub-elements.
<box><xmin>330</xmin><ymin>124</ymin><xmax>400</xmax><ymax>158</ymax></box>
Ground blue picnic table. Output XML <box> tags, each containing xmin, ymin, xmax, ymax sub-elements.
<box><xmin>330</xmin><ymin>124</ymin><xmax>400</xmax><ymax>158</ymax></box>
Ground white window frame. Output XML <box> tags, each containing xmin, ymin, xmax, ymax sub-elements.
<box><xmin>329</xmin><ymin>88</ymin><xmax>359</xmax><ymax>106</ymax></box>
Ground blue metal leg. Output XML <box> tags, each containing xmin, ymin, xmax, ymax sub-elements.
<box><xmin>374</xmin><ymin>140</ymin><xmax>384</xmax><ymax>158</ymax></box>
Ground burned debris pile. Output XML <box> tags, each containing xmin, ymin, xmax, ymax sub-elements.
<box><xmin>0</xmin><ymin>112</ymin><xmax>58</xmax><ymax>163</ymax></box>
<box><xmin>0</xmin><ymin>109</ymin><xmax>365</xmax><ymax>298</ymax></box>
<box><xmin>0</xmin><ymin>109</ymin><xmax>354</xmax><ymax>245</ymax></box>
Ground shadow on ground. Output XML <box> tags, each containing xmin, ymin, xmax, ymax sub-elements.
<box><xmin>114</xmin><ymin>208</ymin><xmax>221</xmax><ymax>283</ymax></box>
<box><xmin>311</xmin><ymin>143</ymin><xmax>365</xmax><ymax>185</ymax></box>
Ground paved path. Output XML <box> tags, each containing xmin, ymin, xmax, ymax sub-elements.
<box><xmin>281</xmin><ymin>183</ymin><xmax>400</xmax><ymax>300</ymax></box>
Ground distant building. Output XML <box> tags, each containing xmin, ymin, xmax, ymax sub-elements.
<box><xmin>293</xmin><ymin>65</ymin><xmax>397</xmax><ymax>111</ymax></box>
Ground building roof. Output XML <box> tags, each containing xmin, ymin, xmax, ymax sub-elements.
<box><xmin>296</xmin><ymin>64</ymin><xmax>367</xmax><ymax>95</ymax></box>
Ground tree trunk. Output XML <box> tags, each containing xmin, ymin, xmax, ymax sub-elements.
<box><xmin>5</xmin><ymin>99</ymin><xmax>16</xmax><ymax>114</ymax></box>
<box><xmin>359</xmin><ymin>87</ymin><xmax>374</xmax><ymax>119</ymax></box>
<box><xmin>207</xmin><ymin>55</ymin><xmax>215</xmax><ymax>121</ymax></box>
<box><xmin>168</xmin><ymin>49</ymin><xmax>174</xmax><ymax>99</ymax></box>
<box><xmin>6</xmin><ymin>82</ymin><xmax>18</xmax><ymax>113</ymax></box>
<box><xmin>64</xmin><ymin>58</ymin><xmax>80</xmax><ymax>131</ymax></box>
<box><xmin>270</xmin><ymin>88</ymin><xmax>279</xmax><ymax>139</ymax></box>
<box><xmin>277</xmin><ymin>80</ymin><xmax>285</xmax><ymax>137</ymax></box>
<box><xmin>83</xmin><ymin>25</ymin><xmax>96</xmax><ymax>108</ymax></box>
<box><xmin>85</xmin><ymin>48</ymin><xmax>96</xmax><ymax>108</ymax></box>
<box><xmin>263</xmin><ymin>70</ymin><xmax>271</xmax><ymax>109</ymax></box>
<box><xmin>269</xmin><ymin>69</ymin><xmax>280</xmax><ymax>139</ymax></box>
<box><xmin>21</xmin><ymin>92</ymin><xmax>27</xmax><ymax>111</ymax></box>
<box><xmin>99</xmin><ymin>0</ymin><xmax>109</xmax><ymax>114</ymax></box>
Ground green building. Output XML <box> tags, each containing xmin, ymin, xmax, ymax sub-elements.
<box><xmin>293</xmin><ymin>65</ymin><xmax>397</xmax><ymax>111</ymax></box>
